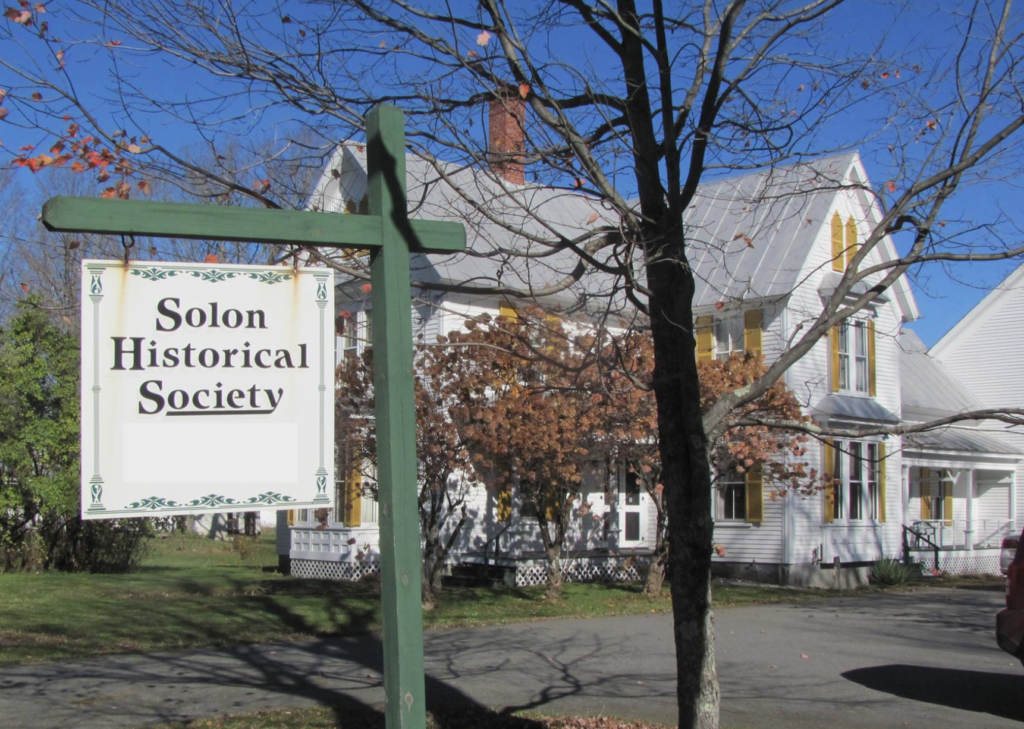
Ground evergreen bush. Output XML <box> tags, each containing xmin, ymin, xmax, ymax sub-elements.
<box><xmin>870</xmin><ymin>557</ymin><xmax>919</xmax><ymax>587</ymax></box>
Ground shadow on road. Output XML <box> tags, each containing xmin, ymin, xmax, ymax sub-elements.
<box><xmin>842</xmin><ymin>664</ymin><xmax>1024</xmax><ymax>723</ymax></box>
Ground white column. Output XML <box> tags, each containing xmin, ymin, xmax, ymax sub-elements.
<box><xmin>1011</xmin><ymin>467</ymin><xmax>1018</xmax><ymax>532</ymax></box>
<box><xmin>901</xmin><ymin>464</ymin><xmax>910</xmax><ymax>526</ymax></box>
<box><xmin>965</xmin><ymin>469</ymin><xmax>975</xmax><ymax>548</ymax></box>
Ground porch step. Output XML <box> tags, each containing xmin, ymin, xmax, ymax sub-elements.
<box><xmin>443</xmin><ymin>562</ymin><xmax>515</xmax><ymax>588</ymax></box>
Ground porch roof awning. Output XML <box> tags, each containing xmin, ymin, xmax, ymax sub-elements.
<box><xmin>812</xmin><ymin>394</ymin><xmax>900</xmax><ymax>424</ymax></box>
<box><xmin>904</xmin><ymin>427</ymin><xmax>1023</xmax><ymax>457</ymax></box>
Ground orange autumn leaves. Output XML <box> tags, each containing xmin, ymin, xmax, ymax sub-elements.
<box><xmin>374</xmin><ymin>305</ymin><xmax>816</xmax><ymax>502</ymax></box>
<box><xmin>11</xmin><ymin>119</ymin><xmax>152</xmax><ymax>200</ymax></box>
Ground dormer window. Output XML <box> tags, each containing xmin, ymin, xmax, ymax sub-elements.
<box><xmin>714</xmin><ymin>316</ymin><xmax>745</xmax><ymax>360</ymax></box>
<box><xmin>338</xmin><ymin>309</ymin><xmax>373</xmax><ymax>363</ymax></box>
<box><xmin>695</xmin><ymin>309</ymin><xmax>763</xmax><ymax>362</ymax></box>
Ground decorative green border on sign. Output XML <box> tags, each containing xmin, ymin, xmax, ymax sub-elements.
<box><xmin>125</xmin><ymin>492</ymin><xmax>298</xmax><ymax>511</ymax></box>
<box><xmin>128</xmin><ymin>267</ymin><xmax>292</xmax><ymax>285</ymax></box>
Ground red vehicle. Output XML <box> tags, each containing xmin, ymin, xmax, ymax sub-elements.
<box><xmin>997</xmin><ymin>530</ymin><xmax>1024</xmax><ymax>665</ymax></box>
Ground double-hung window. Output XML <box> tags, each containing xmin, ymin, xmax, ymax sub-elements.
<box><xmin>824</xmin><ymin>440</ymin><xmax>885</xmax><ymax>523</ymax></box>
<box><xmin>714</xmin><ymin>466</ymin><xmax>764</xmax><ymax>524</ymax></box>
<box><xmin>716</xmin><ymin>469</ymin><xmax>747</xmax><ymax>521</ymax></box>
<box><xmin>714</xmin><ymin>317</ymin><xmax>745</xmax><ymax>360</ymax></box>
<box><xmin>338</xmin><ymin>309</ymin><xmax>373</xmax><ymax>362</ymax></box>
<box><xmin>831</xmin><ymin>319</ymin><xmax>875</xmax><ymax>395</ymax></box>
<box><xmin>695</xmin><ymin>310</ymin><xmax>764</xmax><ymax>362</ymax></box>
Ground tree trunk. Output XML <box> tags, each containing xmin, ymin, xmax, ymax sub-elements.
<box><xmin>543</xmin><ymin>541</ymin><xmax>564</xmax><ymax>601</ymax></box>
<box><xmin>644</xmin><ymin>539</ymin><xmax>669</xmax><ymax>595</ymax></box>
<box><xmin>421</xmin><ymin>503</ymin><xmax>467</xmax><ymax>609</ymax></box>
<box><xmin>421</xmin><ymin>523</ymin><xmax>443</xmax><ymax>609</ymax></box>
<box><xmin>647</xmin><ymin>227</ymin><xmax>720</xmax><ymax>729</ymax></box>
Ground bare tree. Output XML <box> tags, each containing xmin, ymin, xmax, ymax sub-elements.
<box><xmin>4</xmin><ymin>2</ymin><xmax>1024</xmax><ymax>727</ymax></box>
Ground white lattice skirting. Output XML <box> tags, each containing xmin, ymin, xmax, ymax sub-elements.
<box><xmin>290</xmin><ymin>556</ymin><xmax>650</xmax><ymax>585</ymax></box>
<box><xmin>513</xmin><ymin>556</ymin><xmax>651</xmax><ymax>587</ymax></box>
<box><xmin>916</xmin><ymin>552</ymin><xmax>1001</xmax><ymax>576</ymax></box>
<box><xmin>290</xmin><ymin>558</ymin><xmax>381</xmax><ymax>581</ymax></box>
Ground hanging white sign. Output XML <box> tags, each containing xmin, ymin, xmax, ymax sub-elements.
<box><xmin>80</xmin><ymin>260</ymin><xmax>334</xmax><ymax>519</ymax></box>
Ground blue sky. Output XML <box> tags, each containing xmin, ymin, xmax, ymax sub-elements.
<box><xmin>1</xmin><ymin>0</ymin><xmax>1021</xmax><ymax>348</ymax></box>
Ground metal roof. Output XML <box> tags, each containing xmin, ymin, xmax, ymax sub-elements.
<box><xmin>899</xmin><ymin>329</ymin><xmax>984</xmax><ymax>418</ymax></box>
<box><xmin>684</xmin><ymin>154</ymin><xmax>854</xmax><ymax>307</ymax></box>
<box><xmin>904</xmin><ymin>427</ymin><xmax>1023</xmax><ymax>455</ymax></box>
<box><xmin>310</xmin><ymin>146</ymin><xmax>916</xmax><ymax>322</ymax></box>
<box><xmin>811</xmin><ymin>394</ymin><xmax>901</xmax><ymax>424</ymax></box>
<box><xmin>310</xmin><ymin>144</ymin><xmax>621</xmax><ymax>311</ymax></box>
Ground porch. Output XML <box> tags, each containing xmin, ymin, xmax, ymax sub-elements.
<box><xmin>905</xmin><ymin>518</ymin><xmax>1016</xmax><ymax>550</ymax></box>
<box><xmin>900</xmin><ymin>440</ymin><xmax>1019</xmax><ymax>574</ymax></box>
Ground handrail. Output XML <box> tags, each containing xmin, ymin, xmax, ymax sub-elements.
<box><xmin>903</xmin><ymin>524</ymin><xmax>940</xmax><ymax>569</ymax></box>
<box><xmin>483</xmin><ymin>522</ymin><xmax>513</xmax><ymax>567</ymax></box>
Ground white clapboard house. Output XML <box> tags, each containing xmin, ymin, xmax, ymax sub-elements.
<box><xmin>277</xmin><ymin>101</ymin><xmax>1020</xmax><ymax>587</ymax></box>
<box><xmin>924</xmin><ymin>264</ymin><xmax>1024</xmax><ymax>570</ymax></box>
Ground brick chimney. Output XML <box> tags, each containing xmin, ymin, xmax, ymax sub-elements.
<box><xmin>489</xmin><ymin>92</ymin><xmax>526</xmax><ymax>185</ymax></box>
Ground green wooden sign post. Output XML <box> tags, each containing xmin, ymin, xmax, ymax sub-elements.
<box><xmin>41</xmin><ymin>104</ymin><xmax>464</xmax><ymax>729</ymax></box>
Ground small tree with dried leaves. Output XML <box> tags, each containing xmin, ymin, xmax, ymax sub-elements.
<box><xmin>447</xmin><ymin>308</ymin><xmax>606</xmax><ymax>601</ymax></box>
<box><xmin>335</xmin><ymin>335</ymin><xmax>479</xmax><ymax>608</ymax></box>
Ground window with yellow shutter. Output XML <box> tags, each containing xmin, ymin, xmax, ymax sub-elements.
<box><xmin>716</xmin><ymin>469</ymin><xmax>747</xmax><ymax>521</ymax></box>
<box><xmin>715</xmin><ymin>466</ymin><xmax>762</xmax><ymax>524</ymax></box>
<box><xmin>339</xmin><ymin>309</ymin><xmax>372</xmax><ymax>361</ymax></box>
<box><xmin>705</xmin><ymin>311</ymin><xmax>762</xmax><ymax>361</ymax></box>
<box><xmin>833</xmin><ymin>319</ymin><xmax>875</xmax><ymax>395</ymax></box>
<box><xmin>826</xmin><ymin>439</ymin><xmax>885</xmax><ymax>523</ymax></box>
<box><xmin>713</xmin><ymin>316</ymin><xmax>745</xmax><ymax>359</ymax></box>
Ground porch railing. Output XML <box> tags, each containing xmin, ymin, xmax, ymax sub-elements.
<box><xmin>903</xmin><ymin>523</ymin><xmax>940</xmax><ymax>568</ymax></box>
<box><xmin>907</xmin><ymin>519</ymin><xmax>1014</xmax><ymax>550</ymax></box>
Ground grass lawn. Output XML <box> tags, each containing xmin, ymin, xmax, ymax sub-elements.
<box><xmin>0</xmin><ymin>529</ymin><xmax>832</xmax><ymax>665</ymax></box>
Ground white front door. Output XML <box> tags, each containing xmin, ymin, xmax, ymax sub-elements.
<box><xmin>620</xmin><ymin>467</ymin><xmax>646</xmax><ymax>547</ymax></box>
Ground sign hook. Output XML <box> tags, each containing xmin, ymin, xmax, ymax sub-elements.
<box><xmin>121</xmin><ymin>234</ymin><xmax>135</xmax><ymax>265</ymax></box>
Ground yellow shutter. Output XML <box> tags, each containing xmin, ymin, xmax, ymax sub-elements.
<box><xmin>824</xmin><ymin>440</ymin><xmax>835</xmax><ymax>523</ymax></box>
<box><xmin>695</xmin><ymin>316</ymin><xmax>714</xmax><ymax>362</ymax></box>
<box><xmin>831</xmin><ymin>212</ymin><xmax>844</xmax><ymax>271</ymax></box>
<box><xmin>743</xmin><ymin>309</ymin><xmax>763</xmax><ymax>358</ymax></box>
<box><xmin>499</xmin><ymin>303</ymin><xmax>518</xmax><ymax>320</ymax></box>
<box><xmin>544</xmin><ymin>488</ymin><xmax>558</xmax><ymax>521</ymax></box>
<box><xmin>877</xmin><ymin>443</ymin><xmax>887</xmax><ymax>523</ymax></box>
<box><xmin>497</xmin><ymin>485</ymin><xmax>512</xmax><ymax>522</ymax></box>
<box><xmin>920</xmin><ymin>467</ymin><xmax>932</xmax><ymax>520</ymax></box>
<box><xmin>845</xmin><ymin>217</ymin><xmax>859</xmax><ymax>269</ymax></box>
<box><xmin>942</xmin><ymin>473</ymin><xmax>954</xmax><ymax>527</ymax></box>
<box><xmin>344</xmin><ymin>441</ymin><xmax>362</xmax><ymax>527</ymax></box>
<box><xmin>868</xmin><ymin>319</ymin><xmax>877</xmax><ymax>397</ymax></box>
<box><xmin>829</xmin><ymin>326</ymin><xmax>841</xmax><ymax>392</ymax></box>
<box><xmin>286</xmin><ymin>510</ymin><xmax>296</xmax><ymax>526</ymax></box>
<box><xmin>746</xmin><ymin>465</ymin><xmax>764</xmax><ymax>524</ymax></box>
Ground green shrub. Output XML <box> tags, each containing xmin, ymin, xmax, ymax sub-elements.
<box><xmin>40</xmin><ymin>514</ymin><xmax>152</xmax><ymax>573</ymax></box>
<box><xmin>232</xmin><ymin>535</ymin><xmax>259</xmax><ymax>562</ymax></box>
<box><xmin>871</xmin><ymin>557</ymin><xmax>919</xmax><ymax>587</ymax></box>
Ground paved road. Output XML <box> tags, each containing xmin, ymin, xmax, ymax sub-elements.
<box><xmin>0</xmin><ymin>587</ymin><xmax>1020</xmax><ymax>729</ymax></box>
